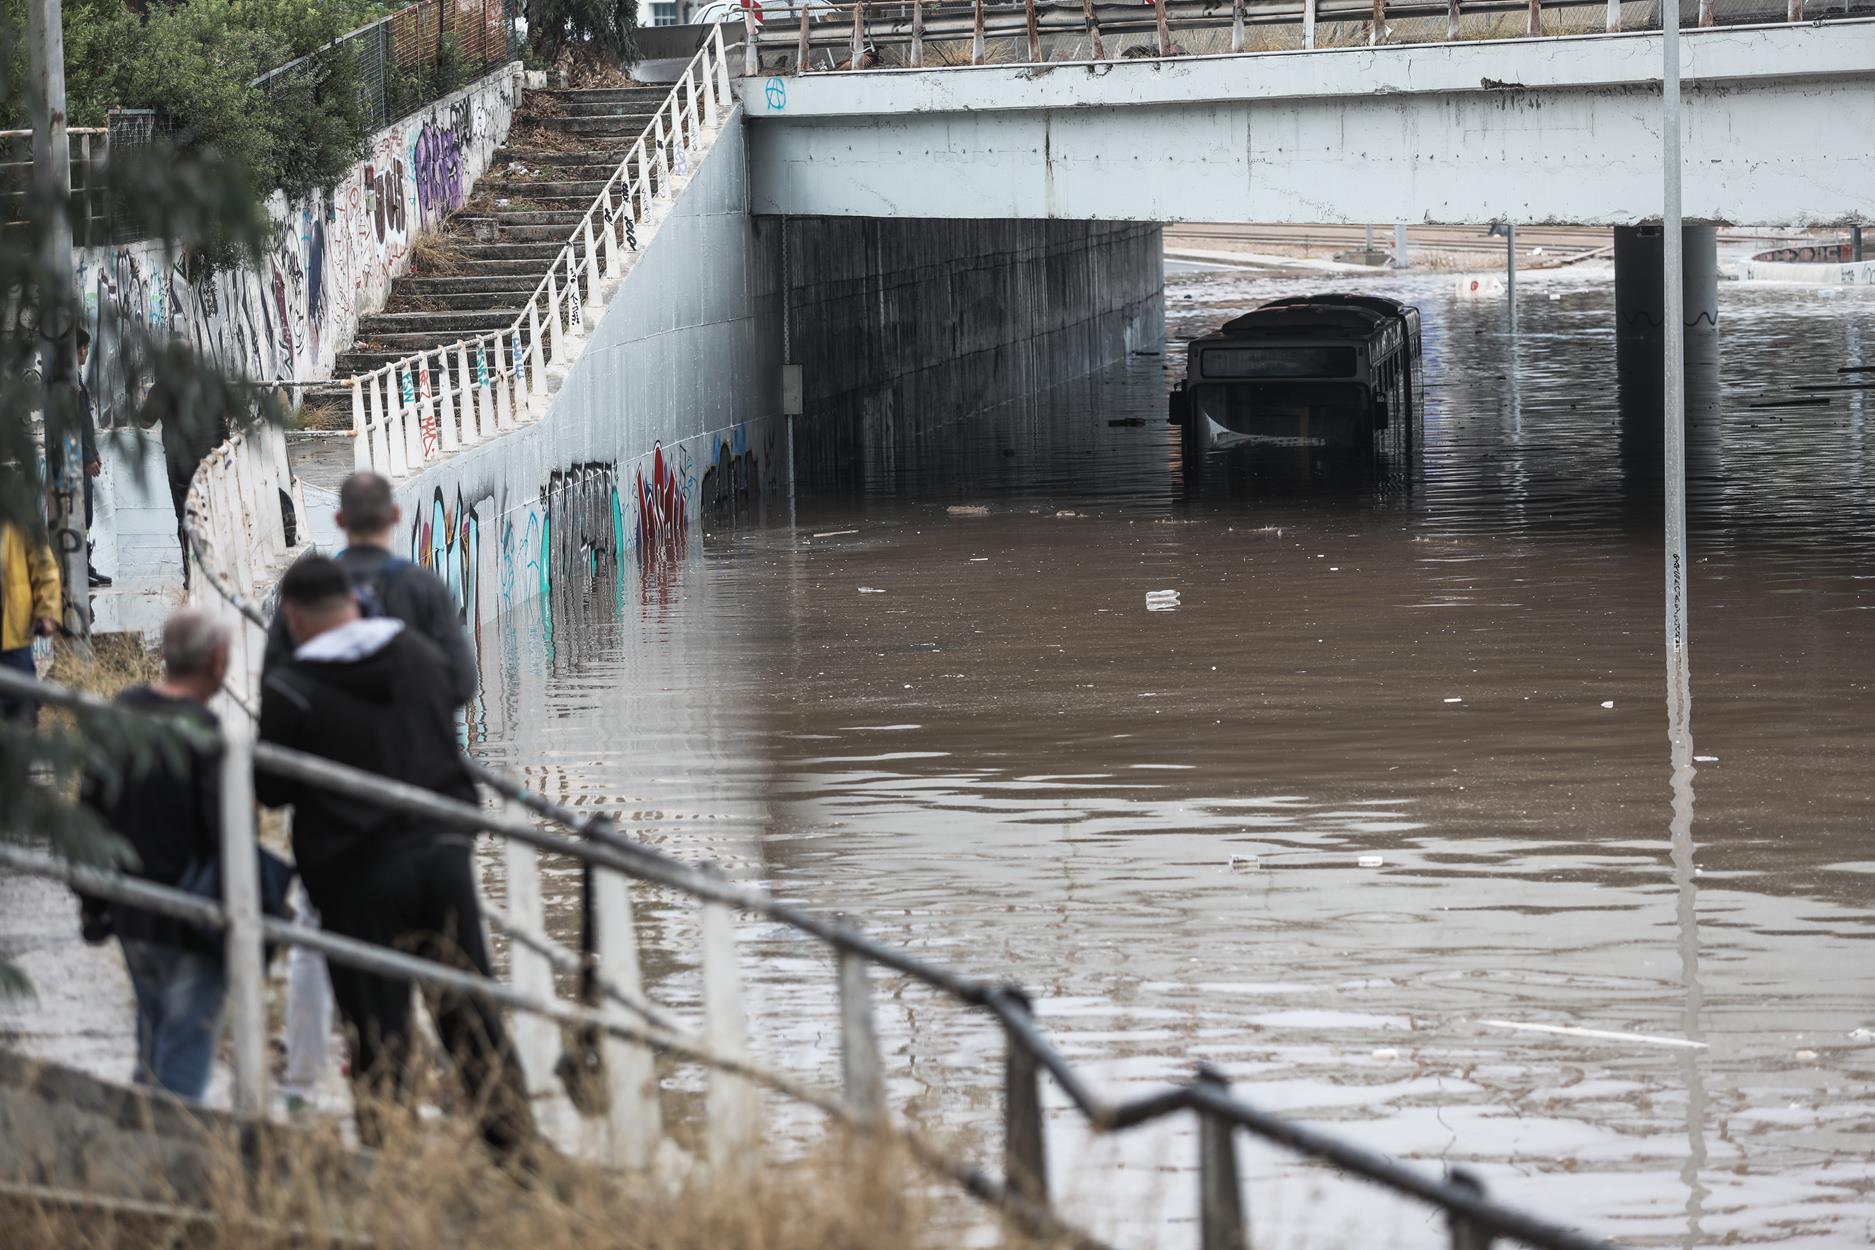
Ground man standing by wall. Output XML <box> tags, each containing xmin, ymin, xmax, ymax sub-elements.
<box><xmin>44</xmin><ymin>328</ymin><xmax>107</xmax><ymax>589</ymax></box>
<box><xmin>257</xmin><ymin>556</ymin><xmax>531</xmax><ymax>1157</ymax></box>
<box><xmin>263</xmin><ymin>471</ymin><xmax>476</xmax><ymax>707</ymax></box>
<box><xmin>77</xmin><ymin>610</ymin><xmax>232</xmax><ymax>1101</ymax></box>
<box><xmin>0</xmin><ymin>507</ymin><xmax>61</xmax><ymax>726</ymax></box>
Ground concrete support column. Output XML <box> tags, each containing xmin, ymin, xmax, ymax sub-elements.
<box><xmin>1616</xmin><ymin>224</ymin><xmax>1721</xmax><ymax>497</ymax></box>
<box><xmin>1615</xmin><ymin>224</ymin><xmax>1718</xmax><ymax>352</ymax></box>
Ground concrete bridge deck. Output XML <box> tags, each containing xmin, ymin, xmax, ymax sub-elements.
<box><xmin>737</xmin><ymin>19</ymin><xmax>1875</xmax><ymax>226</ymax></box>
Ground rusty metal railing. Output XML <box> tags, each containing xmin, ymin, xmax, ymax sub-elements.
<box><xmin>0</xmin><ymin>658</ymin><xmax>1626</xmax><ymax>1250</ymax></box>
<box><xmin>759</xmin><ymin>0</ymin><xmax>1874</xmax><ymax>67</ymax></box>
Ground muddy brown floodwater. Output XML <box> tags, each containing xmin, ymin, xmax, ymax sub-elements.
<box><xmin>469</xmin><ymin>262</ymin><xmax>1875</xmax><ymax>1248</ymax></box>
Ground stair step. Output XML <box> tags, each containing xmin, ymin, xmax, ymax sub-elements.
<box><xmin>475</xmin><ymin>179</ymin><xmax>614</xmax><ymax>199</ymax></box>
<box><xmin>385</xmin><ymin>291</ymin><xmax>529</xmax><ymax>312</ymax></box>
<box><xmin>452</xmin><ymin>242</ymin><xmax>569</xmax><ymax>261</ymax></box>
<box><xmin>359</xmin><ymin>309</ymin><xmax>522</xmax><ymax>334</ymax></box>
<box><xmin>530</xmin><ymin>98</ymin><xmax>671</xmax><ymax>118</ymax></box>
<box><xmin>526</xmin><ymin>114</ymin><xmax>660</xmax><ymax>135</ymax></box>
<box><xmin>460</xmin><ymin>220</ymin><xmax>583</xmax><ymax>243</ymax></box>
<box><xmin>527</xmin><ymin>87</ymin><xmax>672</xmax><ymax>105</ymax></box>
<box><xmin>399</xmin><ymin>275</ymin><xmax>544</xmax><ymax>295</ymax></box>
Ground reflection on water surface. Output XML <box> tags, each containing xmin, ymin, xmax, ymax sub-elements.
<box><xmin>478</xmin><ymin>268</ymin><xmax>1875</xmax><ymax>1248</ymax></box>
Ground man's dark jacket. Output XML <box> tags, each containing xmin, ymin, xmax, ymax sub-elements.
<box><xmin>256</xmin><ymin>620</ymin><xmax>476</xmax><ymax>900</ymax></box>
<box><xmin>262</xmin><ymin>546</ymin><xmax>476</xmax><ymax>708</ymax></box>
<box><xmin>79</xmin><ymin>686</ymin><xmax>221</xmax><ymax>946</ymax></box>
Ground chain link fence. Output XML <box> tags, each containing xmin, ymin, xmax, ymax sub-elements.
<box><xmin>254</xmin><ymin>0</ymin><xmax>524</xmax><ymax>134</ymax></box>
<box><xmin>0</xmin><ymin>129</ymin><xmax>112</xmax><ymax>249</ymax></box>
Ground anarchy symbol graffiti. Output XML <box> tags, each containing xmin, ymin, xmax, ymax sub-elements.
<box><xmin>764</xmin><ymin>78</ymin><xmax>787</xmax><ymax>111</ymax></box>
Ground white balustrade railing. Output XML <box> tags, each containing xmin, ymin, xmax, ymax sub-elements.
<box><xmin>180</xmin><ymin>420</ymin><xmax>311</xmax><ymax>717</ymax></box>
<box><xmin>349</xmin><ymin>26</ymin><xmax>734</xmax><ymax>479</ymax></box>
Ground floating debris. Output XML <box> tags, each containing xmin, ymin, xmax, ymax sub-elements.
<box><xmin>948</xmin><ymin>504</ymin><xmax>990</xmax><ymax>517</ymax></box>
<box><xmin>813</xmin><ymin>529</ymin><xmax>858</xmax><ymax>538</ymax></box>
<box><xmin>858</xmin><ymin>587</ymin><xmax>886</xmax><ymax>594</ymax></box>
<box><xmin>1146</xmin><ymin>589</ymin><xmax>1181</xmax><ymax>612</ymax></box>
<box><xmin>1601</xmin><ymin>700</ymin><xmax>1616</xmax><ymax>709</ymax></box>
<box><xmin>1358</xmin><ymin>855</ymin><xmax>1383</xmax><ymax>868</ymax></box>
<box><xmin>1228</xmin><ymin>854</ymin><xmax>1259</xmax><ymax>870</ymax></box>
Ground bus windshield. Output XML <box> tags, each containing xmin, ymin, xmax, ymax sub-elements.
<box><xmin>1203</xmin><ymin>346</ymin><xmax>1357</xmax><ymax>380</ymax></box>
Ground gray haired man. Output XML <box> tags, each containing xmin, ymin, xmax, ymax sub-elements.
<box><xmin>78</xmin><ymin>609</ymin><xmax>233</xmax><ymax>1101</ymax></box>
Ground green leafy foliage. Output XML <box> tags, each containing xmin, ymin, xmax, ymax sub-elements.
<box><xmin>1</xmin><ymin>11</ymin><xmax>276</xmax><ymax>997</ymax></box>
<box><xmin>3</xmin><ymin>0</ymin><xmax>382</xmax><ymax>208</ymax></box>
<box><xmin>527</xmin><ymin>0</ymin><xmax>638</xmax><ymax>69</ymax></box>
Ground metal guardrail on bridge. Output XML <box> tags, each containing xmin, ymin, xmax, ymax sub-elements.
<box><xmin>2</xmin><ymin>654</ymin><xmax>1625</xmax><ymax>1250</ymax></box>
<box><xmin>756</xmin><ymin>0</ymin><xmax>1873</xmax><ymax>67</ymax></box>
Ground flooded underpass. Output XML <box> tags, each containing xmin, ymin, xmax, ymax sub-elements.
<box><xmin>471</xmin><ymin>263</ymin><xmax>1875</xmax><ymax>1248</ymax></box>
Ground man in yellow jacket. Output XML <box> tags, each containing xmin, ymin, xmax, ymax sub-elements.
<box><xmin>2</xmin><ymin>518</ymin><xmax>61</xmax><ymax>725</ymax></box>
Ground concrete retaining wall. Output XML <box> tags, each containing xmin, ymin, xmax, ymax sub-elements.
<box><xmin>783</xmin><ymin>217</ymin><xmax>1165</xmax><ymax>490</ymax></box>
<box><xmin>235</xmin><ymin>112</ymin><xmax>1165</xmax><ymax>697</ymax></box>
<box><xmin>82</xmin><ymin>65</ymin><xmax>525</xmax><ymax>630</ymax></box>
<box><xmin>382</xmin><ymin>107</ymin><xmax>787</xmax><ymax>657</ymax></box>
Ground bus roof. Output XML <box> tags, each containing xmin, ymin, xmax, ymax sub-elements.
<box><xmin>1258</xmin><ymin>293</ymin><xmax>1418</xmax><ymax>323</ymax></box>
<box><xmin>1204</xmin><ymin>303</ymin><xmax>1388</xmax><ymax>341</ymax></box>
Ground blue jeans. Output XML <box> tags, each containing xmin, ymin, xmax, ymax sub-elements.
<box><xmin>0</xmin><ymin>646</ymin><xmax>35</xmax><ymax>725</ymax></box>
<box><xmin>119</xmin><ymin>938</ymin><xmax>227</xmax><ymax>1101</ymax></box>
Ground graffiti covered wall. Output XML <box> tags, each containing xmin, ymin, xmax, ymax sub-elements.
<box><xmin>74</xmin><ymin>65</ymin><xmax>522</xmax><ymax>425</ymax></box>
<box><xmin>385</xmin><ymin>108</ymin><xmax>786</xmax><ymax>640</ymax></box>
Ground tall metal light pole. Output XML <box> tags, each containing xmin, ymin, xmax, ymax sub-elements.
<box><xmin>1662</xmin><ymin>0</ymin><xmax>1689</xmax><ymax>742</ymax></box>
<box><xmin>27</xmin><ymin>0</ymin><xmax>89</xmax><ymax>643</ymax></box>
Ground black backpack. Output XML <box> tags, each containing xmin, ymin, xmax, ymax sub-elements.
<box><xmin>354</xmin><ymin>557</ymin><xmax>413</xmax><ymax>620</ymax></box>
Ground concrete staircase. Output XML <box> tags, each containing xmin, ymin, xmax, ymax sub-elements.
<box><xmin>304</xmin><ymin>85</ymin><xmax>669</xmax><ymax>419</ymax></box>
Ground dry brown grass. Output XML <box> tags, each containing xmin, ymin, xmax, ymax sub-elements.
<box><xmin>42</xmin><ymin>634</ymin><xmax>163</xmax><ymax>700</ymax></box>
<box><xmin>504</xmin><ymin>124</ymin><xmax>592</xmax><ymax>155</ymax></box>
<box><xmin>410</xmin><ymin>234</ymin><xmax>473</xmax><ymax>278</ymax></box>
<box><xmin>6</xmin><ymin>1097</ymin><xmax>1057</xmax><ymax>1250</ymax></box>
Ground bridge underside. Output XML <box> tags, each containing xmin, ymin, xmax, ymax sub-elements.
<box><xmin>739</xmin><ymin>20</ymin><xmax>1875</xmax><ymax>227</ymax></box>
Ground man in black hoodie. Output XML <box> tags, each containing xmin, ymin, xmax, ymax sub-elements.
<box><xmin>257</xmin><ymin>555</ymin><xmax>532</xmax><ymax>1156</ymax></box>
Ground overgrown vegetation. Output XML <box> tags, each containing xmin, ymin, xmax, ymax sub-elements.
<box><xmin>3</xmin><ymin>0</ymin><xmax>385</xmax><ymax>206</ymax></box>
<box><xmin>6</xmin><ymin>1096</ymin><xmax>1048</xmax><ymax>1250</ymax></box>
<box><xmin>528</xmin><ymin>0</ymin><xmax>638</xmax><ymax>72</ymax></box>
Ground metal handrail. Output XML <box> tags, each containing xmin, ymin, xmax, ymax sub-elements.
<box><xmin>345</xmin><ymin>25</ymin><xmax>734</xmax><ymax>482</ymax></box>
<box><xmin>0</xmin><ymin>659</ymin><xmax>1621</xmax><ymax>1250</ymax></box>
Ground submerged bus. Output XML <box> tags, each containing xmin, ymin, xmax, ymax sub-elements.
<box><xmin>1169</xmin><ymin>293</ymin><xmax>1421</xmax><ymax>463</ymax></box>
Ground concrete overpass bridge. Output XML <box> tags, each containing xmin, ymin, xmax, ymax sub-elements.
<box><xmin>735</xmin><ymin>19</ymin><xmax>1874</xmax><ymax>228</ymax></box>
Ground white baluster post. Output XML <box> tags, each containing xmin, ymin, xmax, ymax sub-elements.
<box><xmin>456</xmin><ymin>340</ymin><xmax>480</xmax><ymax>444</ymax></box>
<box><xmin>220</xmin><ymin>717</ymin><xmax>268</xmax><ymax>1116</ymax></box>
<box><xmin>601</xmin><ymin>189</ymin><xmax>622</xmax><ymax>277</ymax></box>
<box><xmin>382</xmin><ymin>369</ymin><xmax>408</xmax><ymax>483</ymax></box>
<box><xmin>546</xmin><ymin>266</ymin><xmax>565</xmax><ymax>362</ymax></box>
<box><xmin>495</xmin><ymin>332</ymin><xmax>516</xmax><ymax>431</ymax></box>
<box><xmin>401</xmin><ymin>367</ymin><xmax>425</xmax><ymax>471</ymax></box>
<box><xmin>583</xmin><ymin>218</ymin><xmax>602</xmax><ymax>306</ymax></box>
<box><xmin>436</xmin><ymin>348</ymin><xmax>459</xmax><ymax>454</ymax></box>
<box><xmin>592</xmin><ymin>867</ymin><xmax>663</xmax><ymax>1169</ymax></box>
<box><xmin>502</xmin><ymin>803</ymin><xmax>566</xmax><ymax>1146</ymax></box>
<box><xmin>351</xmin><ymin>376</ymin><xmax>371</xmax><ymax>473</ymax></box>
<box><xmin>528</xmin><ymin>304</ymin><xmax>547</xmax><ymax>403</ymax></box>
<box><xmin>702</xmin><ymin>899</ymin><xmax>759</xmax><ymax>1169</ymax></box>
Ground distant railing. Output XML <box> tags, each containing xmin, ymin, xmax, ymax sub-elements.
<box><xmin>252</xmin><ymin>0</ymin><xmax>523</xmax><ymax>133</ymax></box>
<box><xmin>758</xmin><ymin>0</ymin><xmax>1875</xmax><ymax>66</ymax></box>
<box><xmin>0</xmin><ymin>658</ymin><xmax>1627</xmax><ymax>1250</ymax></box>
<box><xmin>0</xmin><ymin>128</ymin><xmax>109</xmax><ymax>248</ymax></box>
<box><xmin>180</xmin><ymin>420</ymin><xmax>312</xmax><ymax>721</ymax></box>
<box><xmin>345</xmin><ymin>25</ymin><xmax>735</xmax><ymax>481</ymax></box>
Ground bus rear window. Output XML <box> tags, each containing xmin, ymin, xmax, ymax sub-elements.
<box><xmin>1203</xmin><ymin>346</ymin><xmax>1357</xmax><ymax>379</ymax></box>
